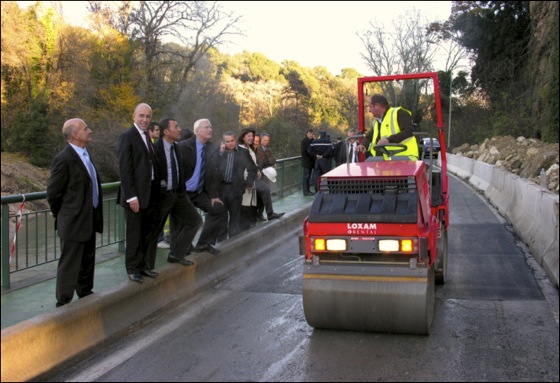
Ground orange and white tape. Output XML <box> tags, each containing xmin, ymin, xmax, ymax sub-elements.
<box><xmin>10</xmin><ymin>195</ymin><xmax>25</xmax><ymax>263</ymax></box>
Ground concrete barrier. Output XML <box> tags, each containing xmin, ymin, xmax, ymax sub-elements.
<box><xmin>1</xmin><ymin>203</ymin><xmax>312</xmax><ymax>382</ymax></box>
<box><xmin>445</xmin><ymin>154</ymin><xmax>559</xmax><ymax>288</ymax></box>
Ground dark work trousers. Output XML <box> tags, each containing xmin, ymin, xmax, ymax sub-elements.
<box><xmin>124</xmin><ymin>181</ymin><xmax>160</xmax><ymax>274</ymax></box>
<box><xmin>56</xmin><ymin>231</ymin><xmax>96</xmax><ymax>307</ymax></box>
<box><xmin>187</xmin><ymin>191</ymin><xmax>226</xmax><ymax>247</ymax></box>
<box><xmin>148</xmin><ymin>189</ymin><xmax>202</xmax><ymax>268</ymax></box>
<box><xmin>217</xmin><ymin>183</ymin><xmax>243</xmax><ymax>242</ymax></box>
<box><xmin>313</xmin><ymin>158</ymin><xmax>332</xmax><ymax>191</ymax></box>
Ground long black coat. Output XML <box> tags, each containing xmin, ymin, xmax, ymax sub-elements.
<box><xmin>300</xmin><ymin>136</ymin><xmax>315</xmax><ymax>169</ymax></box>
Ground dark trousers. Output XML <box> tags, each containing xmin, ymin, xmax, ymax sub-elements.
<box><xmin>56</xmin><ymin>231</ymin><xmax>96</xmax><ymax>307</ymax></box>
<box><xmin>188</xmin><ymin>191</ymin><xmax>226</xmax><ymax>246</ymax></box>
<box><xmin>314</xmin><ymin>159</ymin><xmax>332</xmax><ymax>191</ymax></box>
<box><xmin>239</xmin><ymin>206</ymin><xmax>257</xmax><ymax>232</ymax></box>
<box><xmin>255</xmin><ymin>178</ymin><xmax>273</xmax><ymax>215</ymax></box>
<box><xmin>217</xmin><ymin>184</ymin><xmax>243</xmax><ymax>241</ymax></box>
<box><xmin>302</xmin><ymin>166</ymin><xmax>312</xmax><ymax>194</ymax></box>
<box><xmin>149</xmin><ymin>190</ymin><xmax>202</xmax><ymax>268</ymax></box>
<box><xmin>124</xmin><ymin>183</ymin><xmax>160</xmax><ymax>274</ymax></box>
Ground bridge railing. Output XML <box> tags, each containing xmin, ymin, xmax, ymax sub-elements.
<box><xmin>1</xmin><ymin>157</ymin><xmax>302</xmax><ymax>289</ymax></box>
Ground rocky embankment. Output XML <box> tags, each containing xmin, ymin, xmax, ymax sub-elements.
<box><xmin>451</xmin><ymin>136</ymin><xmax>559</xmax><ymax>194</ymax></box>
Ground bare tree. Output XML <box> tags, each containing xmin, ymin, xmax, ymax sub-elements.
<box><xmin>87</xmin><ymin>1</ymin><xmax>242</xmax><ymax>103</ymax></box>
<box><xmin>129</xmin><ymin>1</ymin><xmax>242</xmax><ymax>100</ymax></box>
<box><xmin>357</xmin><ymin>9</ymin><xmax>442</xmax><ymax>122</ymax></box>
<box><xmin>87</xmin><ymin>1</ymin><xmax>135</xmax><ymax>35</ymax></box>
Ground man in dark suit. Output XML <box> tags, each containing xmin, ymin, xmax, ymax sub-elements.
<box><xmin>177</xmin><ymin>118</ymin><xmax>225</xmax><ymax>255</ymax></box>
<box><xmin>214</xmin><ymin>131</ymin><xmax>257</xmax><ymax>240</ymax></box>
<box><xmin>337</xmin><ymin>128</ymin><xmax>359</xmax><ymax>165</ymax></box>
<box><xmin>300</xmin><ymin>129</ymin><xmax>315</xmax><ymax>196</ymax></box>
<box><xmin>117</xmin><ymin>103</ymin><xmax>160</xmax><ymax>283</ymax></box>
<box><xmin>47</xmin><ymin>118</ymin><xmax>103</xmax><ymax>307</ymax></box>
<box><xmin>151</xmin><ymin>118</ymin><xmax>202</xmax><ymax>266</ymax></box>
<box><xmin>333</xmin><ymin>136</ymin><xmax>344</xmax><ymax>167</ymax></box>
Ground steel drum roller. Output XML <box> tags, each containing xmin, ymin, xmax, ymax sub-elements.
<box><xmin>303</xmin><ymin>265</ymin><xmax>435</xmax><ymax>335</ymax></box>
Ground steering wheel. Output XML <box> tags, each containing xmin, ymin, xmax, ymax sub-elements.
<box><xmin>373</xmin><ymin>143</ymin><xmax>408</xmax><ymax>158</ymax></box>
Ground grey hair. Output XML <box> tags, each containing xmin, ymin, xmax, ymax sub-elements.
<box><xmin>62</xmin><ymin>118</ymin><xmax>84</xmax><ymax>139</ymax></box>
<box><xmin>193</xmin><ymin>118</ymin><xmax>211</xmax><ymax>132</ymax></box>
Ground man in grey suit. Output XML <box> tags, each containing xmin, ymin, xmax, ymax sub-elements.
<box><xmin>117</xmin><ymin>103</ymin><xmax>160</xmax><ymax>283</ymax></box>
<box><xmin>47</xmin><ymin>118</ymin><xmax>103</xmax><ymax>307</ymax></box>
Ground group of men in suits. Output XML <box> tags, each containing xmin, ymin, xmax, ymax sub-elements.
<box><xmin>117</xmin><ymin>106</ymin><xmax>227</xmax><ymax>284</ymax></box>
<box><xmin>46</xmin><ymin>103</ymin><xmax>287</xmax><ymax>305</ymax></box>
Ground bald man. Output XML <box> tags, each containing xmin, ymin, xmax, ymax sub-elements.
<box><xmin>47</xmin><ymin>118</ymin><xmax>103</xmax><ymax>307</ymax></box>
<box><xmin>117</xmin><ymin>103</ymin><xmax>161</xmax><ymax>283</ymax></box>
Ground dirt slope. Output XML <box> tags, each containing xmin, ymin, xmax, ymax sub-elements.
<box><xmin>452</xmin><ymin>136</ymin><xmax>559</xmax><ymax>194</ymax></box>
<box><xmin>1</xmin><ymin>153</ymin><xmax>51</xmax><ymax>212</ymax></box>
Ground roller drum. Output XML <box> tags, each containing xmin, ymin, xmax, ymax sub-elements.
<box><xmin>303</xmin><ymin>265</ymin><xmax>434</xmax><ymax>335</ymax></box>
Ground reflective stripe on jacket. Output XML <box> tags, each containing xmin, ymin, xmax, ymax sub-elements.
<box><xmin>369</xmin><ymin>107</ymin><xmax>419</xmax><ymax>160</ymax></box>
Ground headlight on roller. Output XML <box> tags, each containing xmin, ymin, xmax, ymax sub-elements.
<box><xmin>378</xmin><ymin>239</ymin><xmax>399</xmax><ymax>252</ymax></box>
<box><xmin>379</xmin><ymin>238</ymin><xmax>415</xmax><ymax>253</ymax></box>
<box><xmin>312</xmin><ymin>238</ymin><xmax>347</xmax><ymax>252</ymax></box>
<box><xmin>326</xmin><ymin>239</ymin><xmax>347</xmax><ymax>251</ymax></box>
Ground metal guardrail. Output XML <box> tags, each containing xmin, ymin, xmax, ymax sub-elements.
<box><xmin>1</xmin><ymin>183</ymin><xmax>124</xmax><ymax>290</ymax></box>
<box><xmin>1</xmin><ymin>157</ymin><xmax>303</xmax><ymax>289</ymax></box>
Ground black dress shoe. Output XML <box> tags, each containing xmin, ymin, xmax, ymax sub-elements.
<box><xmin>267</xmin><ymin>212</ymin><xmax>285</xmax><ymax>220</ymax></box>
<box><xmin>128</xmin><ymin>273</ymin><xmax>143</xmax><ymax>283</ymax></box>
<box><xmin>167</xmin><ymin>255</ymin><xmax>194</xmax><ymax>266</ymax></box>
<box><xmin>257</xmin><ymin>214</ymin><xmax>267</xmax><ymax>222</ymax></box>
<box><xmin>141</xmin><ymin>269</ymin><xmax>159</xmax><ymax>278</ymax></box>
<box><xmin>195</xmin><ymin>244</ymin><xmax>220</xmax><ymax>255</ymax></box>
<box><xmin>305</xmin><ymin>192</ymin><xmax>315</xmax><ymax>196</ymax></box>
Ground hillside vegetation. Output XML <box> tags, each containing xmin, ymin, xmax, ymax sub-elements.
<box><xmin>3</xmin><ymin>136</ymin><xmax>557</xmax><ymax>214</ymax></box>
<box><xmin>1</xmin><ymin>1</ymin><xmax>558</xmax><ymax>184</ymax></box>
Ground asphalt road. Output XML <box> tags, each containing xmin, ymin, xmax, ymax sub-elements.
<box><xmin>50</xmin><ymin>175</ymin><xmax>559</xmax><ymax>382</ymax></box>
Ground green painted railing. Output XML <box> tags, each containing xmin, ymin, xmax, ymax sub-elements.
<box><xmin>1</xmin><ymin>183</ymin><xmax>123</xmax><ymax>290</ymax></box>
<box><xmin>1</xmin><ymin>157</ymin><xmax>302</xmax><ymax>289</ymax></box>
